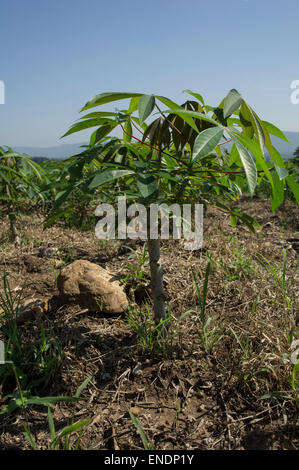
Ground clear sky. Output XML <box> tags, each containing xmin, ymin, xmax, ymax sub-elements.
<box><xmin>0</xmin><ymin>0</ymin><xmax>298</xmax><ymax>147</ymax></box>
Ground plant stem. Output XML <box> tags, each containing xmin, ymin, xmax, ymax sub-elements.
<box><xmin>146</xmin><ymin>209</ymin><xmax>166</xmax><ymax>325</ymax></box>
<box><xmin>8</xmin><ymin>204</ymin><xmax>17</xmax><ymax>241</ymax></box>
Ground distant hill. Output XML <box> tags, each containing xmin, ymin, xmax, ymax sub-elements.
<box><xmin>14</xmin><ymin>143</ymin><xmax>88</xmax><ymax>160</ymax></box>
<box><xmin>267</xmin><ymin>131</ymin><xmax>299</xmax><ymax>160</ymax></box>
<box><xmin>12</xmin><ymin>131</ymin><xmax>299</xmax><ymax>161</ymax></box>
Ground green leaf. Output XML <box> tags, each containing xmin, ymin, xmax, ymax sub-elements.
<box><xmin>138</xmin><ymin>94</ymin><xmax>155</xmax><ymax>124</ymax></box>
<box><xmin>183</xmin><ymin>89</ymin><xmax>205</xmax><ymax>106</ymax></box>
<box><xmin>88</xmin><ymin>169</ymin><xmax>135</xmax><ymax>190</ymax></box>
<box><xmin>227</xmin><ymin>128</ymin><xmax>273</xmax><ymax>187</ymax></box>
<box><xmin>137</xmin><ymin>173</ymin><xmax>158</xmax><ymax>203</ymax></box>
<box><xmin>62</xmin><ymin>118</ymin><xmax>116</xmax><ymax>138</ymax></box>
<box><xmin>267</xmin><ymin>143</ymin><xmax>286</xmax><ymax>168</ymax></box>
<box><xmin>161</xmin><ymin>108</ymin><xmax>219</xmax><ymax>131</ymax></box>
<box><xmin>89</xmin><ymin>123</ymin><xmax>117</xmax><ymax>147</ymax></box>
<box><xmin>123</xmin><ymin>119</ymin><xmax>132</xmax><ymax>142</ymax></box>
<box><xmin>79</xmin><ymin>111</ymin><xmax>119</xmax><ymax>120</ymax></box>
<box><xmin>44</xmin><ymin>208</ymin><xmax>74</xmax><ymax>228</ymax></box>
<box><xmin>54</xmin><ymin>187</ymin><xmax>74</xmax><ymax>209</ymax></box>
<box><xmin>129</xmin><ymin>410</ymin><xmax>150</xmax><ymax>450</ymax></box>
<box><xmin>286</xmin><ymin>175</ymin><xmax>299</xmax><ymax>204</ymax></box>
<box><xmin>75</xmin><ymin>376</ymin><xmax>93</xmax><ymax>398</ymax></box>
<box><xmin>241</xmin><ymin>102</ymin><xmax>265</xmax><ymax>154</ymax></box>
<box><xmin>239</xmin><ymin>102</ymin><xmax>254</xmax><ymax>138</ymax></box>
<box><xmin>155</xmin><ymin>96</ymin><xmax>200</xmax><ymax>132</ymax></box>
<box><xmin>234</xmin><ymin>141</ymin><xmax>257</xmax><ymax>196</ymax></box>
<box><xmin>274</xmin><ymin>164</ymin><xmax>288</xmax><ymax>180</ymax></box>
<box><xmin>0</xmin><ymin>401</ymin><xmax>19</xmax><ymax>415</ymax></box>
<box><xmin>229</xmin><ymin>143</ymin><xmax>242</xmax><ymax>167</ymax></box>
<box><xmin>155</xmin><ymin>96</ymin><xmax>181</xmax><ymax>109</ymax></box>
<box><xmin>23</xmin><ymin>424</ymin><xmax>38</xmax><ymax>450</ymax></box>
<box><xmin>270</xmin><ymin>171</ymin><xmax>284</xmax><ymax>211</ymax></box>
<box><xmin>230</xmin><ymin>215</ymin><xmax>237</xmax><ymax>227</ymax></box>
<box><xmin>192</xmin><ymin>127</ymin><xmax>223</xmax><ymax>162</ymax></box>
<box><xmin>128</xmin><ymin>96</ymin><xmax>140</xmax><ymax>114</ymax></box>
<box><xmin>80</xmin><ymin>92</ymin><xmax>142</xmax><ymax>112</ymax></box>
<box><xmin>223</xmin><ymin>89</ymin><xmax>242</xmax><ymax>119</ymax></box>
<box><xmin>53</xmin><ymin>419</ymin><xmax>92</xmax><ymax>448</ymax></box>
<box><xmin>47</xmin><ymin>408</ymin><xmax>56</xmax><ymax>448</ymax></box>
<box><xmin>262</xmin><ymin>121</ymin><xmax>291</xmax><ymax>144</ymax></box>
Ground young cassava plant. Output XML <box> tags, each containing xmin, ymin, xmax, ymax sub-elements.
<box><xmin>55</xmin><ymin>89</ymin><xmax>298</xmax><ymax>326</ymax></box>
<box><xmin>0</xmin><ymin>147</ymin><xmax>44</xmax><ymax>240</ymax></box>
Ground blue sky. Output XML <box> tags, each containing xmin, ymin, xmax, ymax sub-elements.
<box><xmin>0</xmin><ymin>0</ymin><xmax>298</xmax><ymax>147</ymax></box>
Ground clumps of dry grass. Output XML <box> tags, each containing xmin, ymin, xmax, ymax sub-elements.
<box><xmin>0</xmin><ymin>198</ymin><xmax>298</xmax><ymax>450</ymax></box>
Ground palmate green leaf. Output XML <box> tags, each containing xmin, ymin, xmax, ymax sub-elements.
<box><xmin>223</xmin><ymin>89</ymin><xmax>242</xmax><ymax>119</ymax></box>
<box><xmin>192</xmin><ymin>127</ymin><xmax>223</xmax><ymax>163</ymax></box>
<box><xmin>234</xmin><ymin>141</ymin><xmax>257</xmax><ymax>196</ymax></box>
<box><xmin>88</xmin><ymin>168</ymin><xmax>135</xmax><ymax>190</ymax></box>
<box><xmin>80</xmin><ymin>92</ymin><xmax>143</xmax><ymax>112</ymax></box>
<box><xmin>62</xmin><ymin>118</ymin><xmax>116</xmax><ymax>138</ymax></box>
<box><xmin>138</xmin><ymin>94</ymin><xmax>155</xmax><ymax>124</ymax></box>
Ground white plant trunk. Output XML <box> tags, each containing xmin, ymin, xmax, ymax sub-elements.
<box><xmin>147</xmin><ymin>237</ymin><xmax>167</xmax><ymax>325</ymax></box>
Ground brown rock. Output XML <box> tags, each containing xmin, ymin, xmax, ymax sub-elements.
<box><xmin>57</xmin><ymin>260</ymin><xmax>128</xmax><ymax>314</ymax></box>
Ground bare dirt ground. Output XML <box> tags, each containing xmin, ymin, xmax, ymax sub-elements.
<box><xmin>0</xmin><ymin>197</ymin><xmax>298</xmax><ymax>450</ymax></box>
